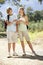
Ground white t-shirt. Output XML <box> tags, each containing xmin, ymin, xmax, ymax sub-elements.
<box><xmin>5</xmin><ymin>14</ymin><xmax>17</xmax><ymax>32</ymax></box>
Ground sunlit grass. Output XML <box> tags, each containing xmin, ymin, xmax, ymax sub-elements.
<box><xmin>29</xmin><ymin>31</ymin><xmax>43</xmax><ymax>41</ymax></box>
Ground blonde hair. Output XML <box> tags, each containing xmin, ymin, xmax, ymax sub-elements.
<box><xmin>19</xmin><ymin>7</ymin><xmax>25</xmax><ymax>17</ymax></box>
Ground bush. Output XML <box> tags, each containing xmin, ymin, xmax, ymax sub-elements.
<box><xmin>0</xmin><ymin>20</ymin><xmax>5</xmax><ymax>32</ymax></box>
<box><xmin>0</xmin><ymin>33</ymin><xmax>6</xmax><ymax>38</ymax></box>
<box><xmin>28</xmin><ymin>20</ymin><xmax>43</xmax><ymax>32</ymax></box>
<box><xmin>0</xmin><ymin>20</ymin><xmax>43</xmax><ymax>37</ymax></box>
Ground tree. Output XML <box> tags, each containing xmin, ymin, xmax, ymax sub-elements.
<box><xmin>38</xmin><ymin>0</ymin><xmax>43</xmax><ymax>4</ymax></box>
<box><xmin>0</xmin><ymin>12</ymin><xmax>2</xmax><ymax>17</ymax></box>
<box><xmin>34</xmin><ymin>11</ymin><xmax>41</xmax><ymax>22</ymax></box>
<box><xmin>0</xmin><ymin>0</ymin><xmax>43</xmax><ymax>6</ymax></box>
<box><xmin>0</xmin><ymin>0</ymin><xmax>5</xmax><ymax>4</ymax></box>
<box><xmin>0</xmin><ymin>12</ymin><xmax>3</xmax><ymax>20</ymax></box>
<box><xmin>26</xmin><ymin>7</ymin><xmax>42</xmax><ymax>22</ymax></box>
<box><xmin>40</xmin><ymin>10</ymin><xmax>43</xmax><ymax>20</ymax></box>
<box><xmin>26</xmin><ymin>7</ymin><xmax>33</xmax><ymax>13</ymax></box>
<box><xmin>0</xmin><ymin>0</ymin><xmax>21</xmax><ymax>6</ymax></box>
<box><xmin>26</xmin><ymin>7</ymin><xmax>33</xmax><ymax>21</ymax></box>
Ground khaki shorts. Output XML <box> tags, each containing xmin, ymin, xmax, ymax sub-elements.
<box><xmin>18</xmin><ymin>31</ymin><xmax>30</xmax><ymax>41</ymax></box>
<box><xmin>7</xmin><ymin>32</ymin><xmax>18</xmax><ymax>43</ymax></box>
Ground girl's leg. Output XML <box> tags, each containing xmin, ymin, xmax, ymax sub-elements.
<box><xmin>21</xmin><ymin>41</ymin><xmax>26</xmax><ymax>54</ymax></box>
<box><xmin>19</xmin><ymin>32</ymin><xmax>26</xmax><ymax>55</ymax></box>
<box><xmin>23</xmin><ymin>31</ymin><xmax>37</xmax><ymax>55</ymax></box>
<box><xmin>27</xmin><ymin>41</ymin><xmax>37</xmax><ymax>55</ymax></box>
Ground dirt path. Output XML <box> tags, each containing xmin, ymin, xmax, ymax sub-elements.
<box><xmin>0</xmin><ymin>38</ymin><xmax>43</xmax><ymax>65</ymax></box>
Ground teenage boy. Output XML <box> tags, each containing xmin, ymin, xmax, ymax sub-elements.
<box><xmin>5</xmin><ymin>8</ymin><xmax>18</xmax><ymax>58</ymax></box>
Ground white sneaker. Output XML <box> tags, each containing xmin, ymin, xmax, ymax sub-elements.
<box><xmin>7</xmin><ymin>52</ymin><xmax>12</xmax><ymax>58</ymax></box>
<box><xmin>7</xmin><ymin>55</ymin><xmax>12</xmax><ymax>58</ymax></box>
<box><xmin>22</xmin><ymin>53</ymin><xmax>26</xmax><ymax>56</ymax></box>
<box><xmin>13</xmin><ymin>52</ymin><xmax>18</xmax><ymax>56</ymax></box>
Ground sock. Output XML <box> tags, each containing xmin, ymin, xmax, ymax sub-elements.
<box><xmin>13</xmin><ymin>51</ymin><xmax>15</xmax><ymax>54</ymax></box>
<box><xmin>23</xmin><ymin>52</ymin><xmax>26</xmax><ymax>54</ymax></box>
<box><xmin>8</xmin><ymin>52</ymin><xmax>10</xmax><ymax>56</ymax></box>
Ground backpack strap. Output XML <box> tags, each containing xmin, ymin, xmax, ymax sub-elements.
<box><xmin>7</xmin><ymin>15</ymin><xmax>10</xmax><ymax>21</ymax></box>
<box><xmin>5</xmin><ymin>15</ymin><xmax>10</xmax><ymax>30</ymax></box>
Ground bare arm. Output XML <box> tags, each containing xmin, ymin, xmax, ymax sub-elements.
<box><xmin>16</xmin><ymin>20</ymin><xmax>20</xmax><ymax>32</ymax></box>
<box><xmin>16</xmin><ymin>23</ymin><xmax>18</xmax><ymax>32</ymax></box>
<box><xmin>5</xmin><ymin>19</ymin><xmax>17</xmax><ymax>25</ymax></box>
<box><xmin>24</xmin><ymin>16</ymin><xmax>29</xmax><ymax>25</ymax></box>
<box><xmin>16</xmin><ymin>20</ymin><xmax>20</xmax><ymax>25</ymax></box>
<box><xmin>16</xmin><ymin>16</ymin><xmax>29</xmax><ymax>25</ymax></box>
<box><xmin>5</xmin><ymin>20</ymin><xmax>12</xmax><ymax>25</ymax></box>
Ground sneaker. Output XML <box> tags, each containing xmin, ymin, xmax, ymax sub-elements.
<box><xmin>13</xmin><ymin>52</ymin><xmax>18</xmax><ymax>56</ymax></box>
<box><xmin>32</xmin><ymin>51</ymin><xmax>38</xmax><ymax>56</ymax></box>
<box><xmin>7</xmin><ymin>55</ymin><xmax>12</xmax><ymax>58</ymax></box>
<box><xmin>22</xmin><ymin>53</ymin><xmax>26</xmax><ymax>56</ymax></box>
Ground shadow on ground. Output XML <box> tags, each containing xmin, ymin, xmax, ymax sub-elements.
<box><xmin>12</xmin><ymin>55</ymin><xmax>43</xmax><ymax>61</ymax></box>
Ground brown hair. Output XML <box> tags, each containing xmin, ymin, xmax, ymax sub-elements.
<box><xmin>7</xmin><ymin>8</ymin><xmax>12</xmax><ymax>14</ymax></box>
<box><xmin>19</xmin><ymin>7</ymin><xmax>25</xmax><ymax>17</ymax></box>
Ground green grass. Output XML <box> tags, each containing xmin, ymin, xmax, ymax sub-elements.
<box><xmin>29</xmin><ymin>31</ymin><xmax>43</xmax><ymax>41</ymax></box>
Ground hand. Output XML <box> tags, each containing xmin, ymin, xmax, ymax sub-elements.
<box><xmin>7</xmin><ymin>22</ymin><xmax>12</xmax><ymax>25</ymax></box>
<box><xmin>13</xmin><ymin>19</ymin><xmax>17</xmax><ymax>22</ymax></box>
<box><xmin>16</xmin><ymin>20</ymin><xmax>20</xmax><ymax>24</ymax></box>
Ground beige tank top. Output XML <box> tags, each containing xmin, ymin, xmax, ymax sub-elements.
<box><xmin>18</xmin><ymin>17</ymin><xmax>27</xmax><ymax>31</ymax></box>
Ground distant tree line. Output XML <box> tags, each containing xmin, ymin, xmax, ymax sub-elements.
<box><xmin>26</xmin><ymin>7</ymin><xmax>43</xmax><ymax>22</ymax></box>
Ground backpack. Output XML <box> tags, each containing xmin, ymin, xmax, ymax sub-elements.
<box><xmin>5</xmin><ymin>15</ymin><xmax>10</xmax><ymax>30</ymax></box>
<box><xmin>26</xmin><ymin>25</ymin><xmax>28</xmax><ymax>29</ymax></box>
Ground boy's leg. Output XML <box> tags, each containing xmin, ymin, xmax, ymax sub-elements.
<box><xmin>21</xmin><ymin>41</ymin><xmax>26</xmax><ymax>54</ymax></box>
<box><xmin>12</xmin><ymin>43</ymin><xmax>15</xmax><ymax>54</ymax></box>
<box><xmin>7</xmin><ymin>32</ymin><xmax>12</xmax><ymax>58</ymax></box>
<box><xmin>8</xmin><ymin>43</ymin><xmax>11</xmax><ymax>56</ymax></box>
<box><xmin>12</xmin><ymin>43</ymin><xmax>18</xmax><ymax>56</ymax></box>
<box><xmin>12</xmin><ymin>32</ymin><xmax>18</xmax><ymax>56</ymax></box>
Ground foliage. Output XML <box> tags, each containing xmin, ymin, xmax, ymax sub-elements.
<box><xmin>0</xmin><ymin>33</ymin><xmax>6</xmax><ymax>38</ymax></box>
<box><xmin>26</xmin><ymin>8</ymin><xmax>43</xmax><ymax>22</ymax></box>
<box><xmin>0</xmin><ymin>0</ymin><xmax>43</xmax><ymax>5</ymax></box>
<box><xmin>0</xmin><ymin>20</ymin><xmax>5</xmax><ymax>32</ymax></box>
<box><xmin>28</xmin><ymin>20</ymin><xmax>43</xmax><ymax>33</ymax></box>
<box><xmin>0</xmin><ymin>11</ymin><xmax>3</xmax><ymax>18</ymax></box>
<box><xmin>38</xmin><ymin>0</ymin><xmax>42</xmax><ymax>4</ymax></box>
<box><xmin>0</xmin><ymin>20</ymin><xmax>43</xmax><ymax>33</ymax></box>
<box><xmin>0</xmin><ymin>0</ymin><xmax>5</xmax><ymax>4</ymax></box>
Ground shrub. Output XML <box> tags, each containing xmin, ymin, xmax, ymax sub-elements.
<box><xmin>28</xmin><ymin>20</ymin><xmax>43</xmax><ymax>32</ymax></box>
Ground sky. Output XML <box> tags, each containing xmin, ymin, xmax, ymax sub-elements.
<box><xmin>0</xmin><ymin>0</ymin><xmax>43</xmax><ymax>18</ymax></box>
<box><xmin>20</xmin><ymin>0</ymin><xmax>43</xmax><ymax>10</ymax></box>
